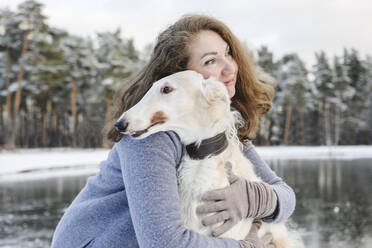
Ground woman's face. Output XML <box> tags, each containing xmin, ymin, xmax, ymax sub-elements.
<box><xmin>187</xmin><ymin>30</ymin><xmax>238</xmax><ymax>98</ymax></box>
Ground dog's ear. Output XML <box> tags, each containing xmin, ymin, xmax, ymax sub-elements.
<box><xmin>201</xmin><ymin>77</ymin><xmax>229</xmax><ymax>105</ymax></box>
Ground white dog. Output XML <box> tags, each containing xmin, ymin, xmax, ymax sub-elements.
<box><xmin>115</xmin><ymin>70</ymin><xmax>303</xmax><ymax>248</ymax></box>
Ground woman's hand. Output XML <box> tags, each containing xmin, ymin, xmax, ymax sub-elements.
<box><xmin>196</xmin><ymin>161</ymin><xmax>278</xmax><ymax>237</ymax></box>
<box><xmin>239</xmin><ymin>220</ymin><xmax>275</xmax><ymax>248</ymax></box>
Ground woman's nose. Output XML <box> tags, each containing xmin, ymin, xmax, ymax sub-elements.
<box><xmin>222</xmin><ymin>58</ymin><xmax>236</xmax><ymax>75</ymax></box>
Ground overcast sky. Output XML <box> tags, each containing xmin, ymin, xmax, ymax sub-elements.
<box><xmin>1</xmin><ymin>0</ymin><xmax>371</xmax><ymax>67</ymax></box>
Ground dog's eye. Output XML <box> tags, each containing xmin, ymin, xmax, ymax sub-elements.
<box><xmin>161</xmin><ymin>86</ymin><xmax>173</xmax><ymax>94</ymax></box>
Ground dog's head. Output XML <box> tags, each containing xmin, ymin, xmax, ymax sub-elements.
<box><xmin>115</xmin><ymin>70</ymin><xmax>233</xmax><ymax>143</ymax></box>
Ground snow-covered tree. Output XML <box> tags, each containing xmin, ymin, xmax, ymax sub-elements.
<box><xmin>276</xmin><ymin>53</ymin><xmax>312</xmax><ymax>145</ymax></box>
<box><xmin>0</xmin><ymin>8</ymin><xmax>23</xmax><ymax>140</ymax></box>
<box><xmin>313</xmin><ymin>51</ymin><xmax>334</xmax><ymax>145</ymax></box>
<box><xmin>355</xmin><ymin>54</ymin><xmax>372</xmax><ymax>144</ymax></box>
<box><xmin>5</xmin><ymin>0</ymin><xmax>49</xmax><ymax>147</ymax></box>
<box><xmin>255</xmin><ymin>46</ymin><xmax>279</xmax><ymax>145</ymax></box>
<box><xmin>59</xmin><ymin>35</ymin><xmax>98</xmax><ymax>146</ymax></box>
<box><xmin>95</xmin><ymin>29</ymin><xmax>139</xmax><ymax>123</ymax></box>
<box><xmin>328</xmin><ymin>55</ymin><xmax>360</xmax><ymax>145</ymax></box>
<box><xmin>341</xmin><ymin>49</ymin><xmax>369</xmax><ymax>144</ymax></box>
<box><xmin>94</xmin><ymin>29</ymin><xmax>141</xmax><ymax>147</ymax></box>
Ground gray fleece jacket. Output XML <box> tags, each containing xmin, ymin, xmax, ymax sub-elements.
<box><xmin>51</xmin><ymin>131</ymin><xmax>296</xmax><ymax>248</ymax></box>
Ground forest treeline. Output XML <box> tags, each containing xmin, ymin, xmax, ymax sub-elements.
<box><xmin>0</xmin><ymin>0</ymin><xmax>371</xmax><ymax>148</ymax></box>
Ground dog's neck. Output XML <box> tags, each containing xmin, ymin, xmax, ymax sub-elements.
<box><xmin>186</xmin><ymin>131</ymin><xmax>228</xmax><ymax>160</ymax></box>
<box><xmin>175</xmin><ymin>120</ymin><xmax>228</xmax><ymax>145</ymax></box>
<box><xmin>172</xmin><ymin>108</ymin><xmax>241</xmax><ymax>156</ymax></box>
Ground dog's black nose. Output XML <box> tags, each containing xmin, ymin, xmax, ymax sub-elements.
<box><xmin>114</xmin><ymin>120</ymin><xmax>128</xmax><ymax>132</ymax></box>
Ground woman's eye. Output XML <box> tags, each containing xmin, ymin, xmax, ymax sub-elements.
<box><xmin>204</xmin><ymin>59</ymin><xmax>215</xmax><ymax>65</ymax></box>
<box><xmin>161</xmin><ymin>86</ymin><xmax>173</xmax><ymax>94</ymax></box>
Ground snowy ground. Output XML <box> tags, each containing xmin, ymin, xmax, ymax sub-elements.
<box><xmin>0</xmin><ymin>148</ymin><xmax>109</xmax><ymax>182</ymax></box>
<box><xmin>0</xmin><ymin>145</ymin><xmax>371</xmax><ymax>182</ymax></box>
<box><xmin>256</xmin><ymin>145</ymin><xmax>372</xmax><ymax>160</ymax></box>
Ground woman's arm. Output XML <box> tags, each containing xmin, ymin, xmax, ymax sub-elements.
<box><xmin>242</xmin><ymin>141</ymin><xmax>296</xmax><ymax>223</ymax></box>
<box><xmin>117</xmin><ymin>131</ymin><xmax>240</xmax><ymax>248</ymax></box>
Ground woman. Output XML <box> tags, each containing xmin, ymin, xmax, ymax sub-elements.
<box><xmin>52</xmin><ymin>14</ymin><xmax>295</xmax><ymax>248</ymax></box>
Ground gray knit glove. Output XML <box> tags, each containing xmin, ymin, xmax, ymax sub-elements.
<box><xmin>196</xmin><ymin>161</ymin><xmax>278</xmax><ymax>237</ymax></box>
<box><xmin>239</xmin><ymin>219</ymin><xmax>275</xmax><ymax>248</ymax></box>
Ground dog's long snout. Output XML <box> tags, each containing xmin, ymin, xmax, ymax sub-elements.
<box><xmin>114</xmin><ymin>119</ymin><xmax>129</xmax><ymax>133</ymax></box>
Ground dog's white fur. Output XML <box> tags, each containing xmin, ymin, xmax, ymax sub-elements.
<box><xmin>118</xmin><ymin>70</ymin><xmax>303</xmax><ymax>248</ymax></box>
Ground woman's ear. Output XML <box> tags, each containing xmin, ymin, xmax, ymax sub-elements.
<box><xmin>201</xmin><ymin>77</ymin><xmax>229</xmax><ymax>105</ymax></box>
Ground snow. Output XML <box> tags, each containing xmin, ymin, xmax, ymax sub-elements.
<box><xmin>0</xmin><ymin>148</ymin><xmax>109</xmax><ymax>182</ymax></box>
<box><xmin>0</xmin><ymin>146</ymin><xmax>371</xmax><ymax>182</ymax></box>
<box><xmin>256</xmin><ymin>145</ymin><xmax>372</xmax><ymax>160</ymax></box>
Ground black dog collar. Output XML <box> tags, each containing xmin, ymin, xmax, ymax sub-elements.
<box><xmin>186</xmin><ymin>132</ymin><xmax>228</xmax><ymax>160</ymax></box>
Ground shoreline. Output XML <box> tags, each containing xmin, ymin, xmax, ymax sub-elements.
<box><xmin>1</xmin><ymin>146</ymin><xmax>372</xmax><ymax>182</ymax></box>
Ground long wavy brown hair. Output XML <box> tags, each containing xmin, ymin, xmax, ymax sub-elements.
<box><xmin>104</xmin><ymin>14</ymin><xmax>275</xmax><ymax>145</ymax></box>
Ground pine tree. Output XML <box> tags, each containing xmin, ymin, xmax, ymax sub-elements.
<box><xmin>59</xmin><ymin>35</ymin><xmax>98</xmax><ymax>147</ymax></box>
<box><xmin>95</xmin><ymin>28</ymin><xmax>141</xmax><ymax>146</ymax></box>
<box><xmin>356</xmin><ymin>55</ymin><xmax>372</xmax><ymax>144</ymax></box>
<box><xmin>313</xmin><ymin>51</ymin><xmax>334</xmax><ymax>145</ymax></box>
<box><xmin>0</xmin><ymin>8</ymin><xmax>23</xmax><ymax>146</ymax></box>
<box><xmin>342</xmin><ymin>49</ymin><xmax>368</xmax><ymax>144</ymax></box>
<box><xmin>256</xmin><ymin>46</ymin><xmax>278</xmax><ymax>145</ymax></box>
<box><xmin>10</xmin><ymin>0</ymin><xmax>49</xmax><ymax>147</ymax></box>
<box><xmin>277</xmin><ymin>54</ymin><xmax>311</xmax><ymax>145</ymax></box>
<box><xmin>332</xmin><ymin>56</ymin><xmax>351</xmax><ymax>145</ymax></box>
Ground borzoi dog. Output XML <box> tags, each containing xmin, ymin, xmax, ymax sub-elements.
<box><xmin>115</xmin><ymin>70</ymin><xmax>303</xmax><ymax>248</ymax></box>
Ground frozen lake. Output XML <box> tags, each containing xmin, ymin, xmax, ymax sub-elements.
<box><xmin>0</xmin><ymin>158</ymin><xmax>371</xmax><ymax>247</ymax></box>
